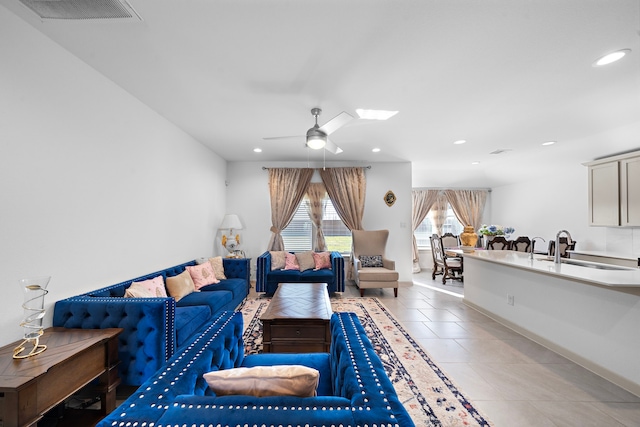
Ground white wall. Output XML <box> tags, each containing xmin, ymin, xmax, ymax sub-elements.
<box><xmin>491</xmin><ymin>140</ymin><xmax>640</xmax><ymax>256</ymax></box>
<box><xmin>0</xmin><ymin>8</ymin><xmax>227</xmax><ymax>346</ymax></box>
<box><xmin>225</xmin><ymin>161</ymin><xmax>413</xmax><ymax>282</ymax></box>
<box><xmin>490</xmin><ymin>162</ymin><xmax>599</xmax><ymax>252</ymax></box>
<box><xmin>412</xmin><ymin>124</ymin><xmax>640</xmax><ymax>267</ymax></box>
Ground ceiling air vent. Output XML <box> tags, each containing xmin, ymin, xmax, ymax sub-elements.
<box><xmin>19</xmin><ymin>0</ymin><xmax>142</xmax><ymax>21</ymax></box>
<box><xmin>489</xmin><ymin>149</ymin><xmax>513</xmax><ymax>155</ymax></box>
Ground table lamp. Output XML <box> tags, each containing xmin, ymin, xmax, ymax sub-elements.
<box><xmin>219</xmin><ymin>214</ymin><xmax>243</xmax><ymax>257</ymax></box>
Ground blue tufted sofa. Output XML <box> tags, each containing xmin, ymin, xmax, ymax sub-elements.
<box><xmin>256</xmin><ymin>251</ymin><xmax>345</xmax><ymax>295</ymax></box>
<box><xmin>97</xmin><ymin>310</ymin><xmax>414</xmax><ymax>427</ymax></box>
<box><xmin>53</xmin><ymin>258</ymin><xmax>250</xmax><ymax>386</ymax></box>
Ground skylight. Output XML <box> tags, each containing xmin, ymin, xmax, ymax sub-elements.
<box><xmin>356</xmin><ymin>109</ymin><xmax>399</xmax><ymax>120</ymax></box>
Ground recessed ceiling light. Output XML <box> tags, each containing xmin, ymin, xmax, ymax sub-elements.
<box><xmin>542</xmin><ymin>141</ymin><xmax>556</xmax><ymax>146</ymax></box>
<box><xmin>471</xmin><ymin>161</ymin><xmax>480</xmax><ymax>165</ymax></box>
<box><xmin>453</xmin><ymin>140</ymin><xmax>466</xmax><ymax>145</ymax></box>
<box><xmin>253</xmin><ymin>148</ymin><xmax>262</xmax><ymax>153</ymax></box>
<box><xmin>372</xmin><ymin>148</ymin><xmax>381</xmax><ymax>153</ymax></box>
<box><xmin>593</xmin><ymin>49</ymin><xmax>631</xmax><ymax>67</ymax></box>
<box><xmin>356</xmin><ymin>109</ymin><xmax>399</xmax><ymax>120</ymax></box>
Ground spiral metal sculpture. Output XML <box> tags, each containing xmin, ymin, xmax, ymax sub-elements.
<box><xmin>13</xmin><ymin>276</ymin><xmax>50</xmax><ymax>359</ymax></box>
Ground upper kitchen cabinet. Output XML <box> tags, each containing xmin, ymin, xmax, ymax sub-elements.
<box><xmin>620</xmin><ymin>155</ymin><xmax>640</xmax><ymax>226</ymax></box>
<box><xmin>585</xmin><ymin>150</ymin><xmax>640</xmax><ymax>227</ymax></box>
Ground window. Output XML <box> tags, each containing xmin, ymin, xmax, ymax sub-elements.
<box><xmin>322</xmin><ymin>202</ymin><xmax>352</xmax><ymax>253</ymax></box>
<box><xmin>281</xmin><ymin>198</ymin><xmax>352</xmax><ymax>253</ymax></box>
<box><xmin>414</xmin><ymin>205</ymin><xmax>464</xmax><ymax>248</ymax></box>
<box><xmin>280</xmin><ymin>204</ymin><xmax>313</xmax><ymax>252</ymax></box>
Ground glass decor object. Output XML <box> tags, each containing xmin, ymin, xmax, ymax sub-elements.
<box><xmin>13</xmin><ymin>276</ymin><xmax>51</xmax><ymax>359</ymax></box>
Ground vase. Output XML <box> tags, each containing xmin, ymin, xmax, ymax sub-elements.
<box><xmin>14</xmin><ymin>276</ymin><xmax>50</xmax><ymax>359</ymax></box>
<box><xmin>482</xmin><ymin>235</ymin><xmax>495</xmax><ymax>249</ymax></box>
<box><xmin>460</xmin><ymin>225</ymin><xmax>479</xmax><ymax>250</ymax></box>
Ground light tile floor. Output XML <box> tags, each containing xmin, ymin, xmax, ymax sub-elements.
<box><xmin>342</xmin><ymin>272</ymin><xmax>640</xmax><ymax>427</ymax></box>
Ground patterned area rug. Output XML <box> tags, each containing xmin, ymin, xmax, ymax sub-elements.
<box><xmin>239</xmin><ymin>297</ymin><xmax>493</xmax><ymax>427</ymax></box>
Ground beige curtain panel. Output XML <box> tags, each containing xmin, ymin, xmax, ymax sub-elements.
<box><xmin>444</xmin><ymin>189</ymin><xmax>488</xmax><ymax>233</ymax></box>
<box><xmin>319</xmin><ymin>167</ymin><xmax>366</xmax><ymax>232</ymax></box>
<box><xmin>319</xmin><ymin>167</ymin><xmax>366</xmax><ymax>280</ymax></box>
<box><xmin>267</xmin><ymin>168</ymin><xmax>314</xmax><ymax>251</ymax></box>
<box><xmin>411</xmin><ymin>189</ymin><xmax>440</xmax><ymax>271</ymax></box>
<box><xmin>431</xmin><ymin>193</ymin><xmax>449</xmax><ymax>236</ymax></box>
<box><xmin>305</xmin><ymin>182</ymin><xmax>327</xmax><ymax>252</ymax></box>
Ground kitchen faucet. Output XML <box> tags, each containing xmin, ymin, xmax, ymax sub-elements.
<box><xmin>554</xmin><ymin>230</ymin><xmax>572</xmax><ymax>264</ymax></box>
<box><xmin>530</xmin><ymin>237</ymin><xmax>545</xmax><ymax>260</ymax></box>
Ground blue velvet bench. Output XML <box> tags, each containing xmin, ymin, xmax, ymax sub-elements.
<box><xmin>256</xmin><ymin>251</ymin><xmax>345</xmax><ymax>295</ymax></box>
<box><xmin>53</xmin><ymin>258</ymin><xmax>250</xmax><ymax>386</ymax></box>
<box><xmin>97</xmin><ymin>311</ymin><xmax>414</xmax><ymax>427</ymax></box>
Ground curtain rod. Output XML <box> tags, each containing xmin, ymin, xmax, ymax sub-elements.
<box><xmin>412</xmin><ymin>187</ymin><xmax>491</xmax><ymax>191</ymax></box>
<box><xmin>262</xmin><ymin>165</ymin><xmax>372</xmax><ymax>170</ymax></box>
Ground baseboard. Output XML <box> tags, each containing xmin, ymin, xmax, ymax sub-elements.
<box><xmin>464</xmin><ymin>299</ymin><xmax>640</xmax><ymax>398</ymax></box>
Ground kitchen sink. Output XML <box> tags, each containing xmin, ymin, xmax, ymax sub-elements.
<box><xmin>536</xmin><ymin>257</ymin><xmax>634</xmax><ymax>271</ymax></box>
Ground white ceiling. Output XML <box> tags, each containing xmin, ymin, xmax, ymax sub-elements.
<box><xmin>3</xmin><ymin>0</ymin><xmax>640</xmax><ymax>188</ymax></box>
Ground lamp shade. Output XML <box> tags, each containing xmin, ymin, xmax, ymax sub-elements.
<box><xmin>219</xmin><ymin>214</ymin><xmax>243</xmax><ymax>231</ymax></box>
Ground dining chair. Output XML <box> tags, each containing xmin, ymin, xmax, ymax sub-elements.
<box><xmin>510</xmin><ymin>236</ymin><xmax>531</xmax><ymax>252</ymax></box>
<box><xmin>440</xmin><ymin>233</ymin><xmax>459</xmax><ymax>248</ymax></box>
<box><xmin>430</xmin><ymin>234</ymin><xmax>463</xmax><ymax>284</ymax></box>
<box><xmin>548</xmin><ymin>238</ymin><xmax>577</xmax><ymax>258</ymax></box>
<box><xmin>487</xmin><ymin>236</ymin><xmax>511</xmax><ymax>250</ymax></box>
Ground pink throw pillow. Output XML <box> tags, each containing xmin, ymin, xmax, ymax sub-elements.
<box><xmin>312</xmin><ymin>252</ymin><xmax>332</xmax><ymax>271</ymax></box>
<box><xmin>130</xmin><ymin>276</ymin><xmax>167</xmax><ymax>297</ymax></box>
<box><xmin>284</xmin><ymin>252</ymin><xmax>300</xmax><ymax>270</ymax></box>
<box><xmin>186</xmin><ymin>262</ymin><xmax>220</xmax><ymax>290</ymax></box>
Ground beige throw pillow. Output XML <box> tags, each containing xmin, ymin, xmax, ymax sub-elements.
<box><xmin>124</xmin><ymin>281</ymin><xmax>157</xmax><ymax>298</ymax></box>
<box><xmin>269</xmin><ymin>251</ymin><xmax>286</xmax><ymax>270</ymax></box>
<box><xmin>128</xmin><ymin>276</ymin><xmax>167</xmax><ymax>297</ymax></box>
<box><xmin>296</xmin><ymin>250</ymin><xmax>316</xmax><ymax>272</ymax></box>
<box><xmin>166</xmin><ymin>270</ymin><xmax>196</xmax><ymax>301</ymax></box>
<box><xmin>208</xmin><ymin>256</ymin><xmax>227</xmax><ymax>280</ymax></box>
<box><xmin>203</xmin><ymin>365</ymin><xmax>319</xmax><ymax>398</ymax></box>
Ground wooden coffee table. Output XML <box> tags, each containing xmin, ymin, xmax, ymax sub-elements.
<box><xmin>261</xmin><ymin>283</ymin><xmax>332</xmax><ymax>353</ymax></box>
<box><xmin>0</xmin><ymin>327</ymin><xmax>122</xmax><ymax>427</ymax></box>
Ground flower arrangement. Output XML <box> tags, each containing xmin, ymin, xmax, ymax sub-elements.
<box><xmin>477</xmin><ymin>224</ymin><xmax>515</xmax><ymax>236</ymax></box>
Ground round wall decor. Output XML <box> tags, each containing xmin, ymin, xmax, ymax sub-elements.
<box><xmin>384</xmin><ymin>190</ymin><xmax>396</xmax><ymax>207</ymax></box>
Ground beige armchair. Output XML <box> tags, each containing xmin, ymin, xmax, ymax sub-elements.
<box><xmin>352</xmin><ymin>229</ymin><xmax>399</xmax><ymax>297</ymax></box>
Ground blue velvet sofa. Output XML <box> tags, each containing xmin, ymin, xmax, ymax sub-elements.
<box><xmin>97</xmin><ymin>310</ymin><xmax>414</xmax><ymax>427</ymax></box>
<box><xmin>52</xmin><ymin>258</ymin><xmax>250</xmax><ymax>386</ymax></box>
<box><xmin>256</xmin><ymin>251</ymin><xmax>345</xmax><ymax>295</ymax></box>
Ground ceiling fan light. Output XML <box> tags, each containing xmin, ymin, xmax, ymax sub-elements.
<box><xmin>306</xmin><ymin>126</ymin><xmax>327</xmax><ymax>149</ymax></box>
<box><xmin>306</xmin><ymin>135</ymin><xmax>326</xmax><ymax>149</ymax></box>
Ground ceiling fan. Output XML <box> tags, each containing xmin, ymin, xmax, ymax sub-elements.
<box><xmin>264</xmin><ymin>108</ymin><xmax>354</xmax><ymax>154</ymax></box>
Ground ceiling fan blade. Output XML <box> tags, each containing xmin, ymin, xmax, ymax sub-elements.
<box><xmin>318</xmin><ymin>111</ymin><xmax>354</xmax><ymax>135</ymax></box>
<box><xmin>324</xmin><ymin>138</ymin><xmax>343</xmax><ymax>154</ymax></box>
<box><xmin>263</xmin><ymin>135</ymin><xmax>303</xmax><ymax>141</ymax></box>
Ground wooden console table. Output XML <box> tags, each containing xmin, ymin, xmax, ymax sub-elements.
<box><xmin>0</xmin><ymin>327</ymin><xmax>122</xmax><ymax>427</ymax></box>
<box><xmin>261</xmin><ymin>283</ymin><xmax>332</xmax><ymax>353</ymax></box>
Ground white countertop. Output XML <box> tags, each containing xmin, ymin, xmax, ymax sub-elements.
<box><xmin>461</xmin><ymin>250</ymin><xmax>640</xmax><ymax>287</ymax></box>
<box><xmin>568</xmin><ymin>249</ymin><xmax>640</xmax><ymax>262</ymax></box>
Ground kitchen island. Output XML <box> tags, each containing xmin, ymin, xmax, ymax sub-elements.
<box><xmin>462</xmin><ymin>250</ymin><xmax>640</xmax><ymax>396</ymax></box>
